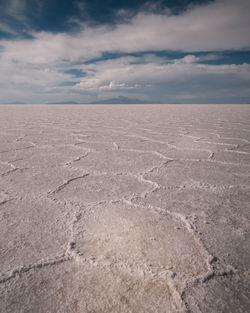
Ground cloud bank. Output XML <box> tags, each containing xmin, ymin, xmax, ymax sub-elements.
<box><xmin>0</xmin><ymin>0</ymin><xmax>250</xmax><ymax>103</ymax></box>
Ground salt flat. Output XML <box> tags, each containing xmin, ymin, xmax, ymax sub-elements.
<box><xmin>0</xmin><ymin>104</ymin><xmax>249</xmax><ymax>313</ymax></box>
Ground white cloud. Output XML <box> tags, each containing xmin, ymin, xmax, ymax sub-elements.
<box><xmin>0</xmin><ymin>52</ymin><xmax>250</xmax><ymax>103</ymax></box>
<box><xmin>1</xmin><ymin>0</ymin><xmax>250</xmax><ymax>65</ymax></box>
<box><xmin>0</xmin><ymin>0</ymin><xmax>250</xmax><ymax>103</ymax></box>
<box><xmin>59</xmin><ymin>55</ymin><xmax>247</xmax><ymax>103</ymax></box>
<box><xmin>99</xmin><ymin>81</ymin><xmax>139</xmax><ymax>90</ymax></box>
<box><xmin>73</xmin><ymin>55</ymin><xmax>250</xmax><ymax>91</ymax></box>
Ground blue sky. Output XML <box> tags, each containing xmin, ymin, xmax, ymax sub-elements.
<box><xmin>0</xmin><ymin>0</ymin><xmax>250</xmax><ymax>103</ymax></box>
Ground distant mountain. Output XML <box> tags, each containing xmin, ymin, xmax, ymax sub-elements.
<box><xmin>13</xmin><ymin>101</ymin><xmax>26</xmax><ymax>104</ymax></box>
<box><xmin>90</xmin><ymin>96</ymin><xmax>159</xmax><ymax>104</ymax></box>
<box><xmin>47</xmin><ymin>101</ymin><xmax>79</xmax><ymax>104</ymax></box>
<box><xmin>1</xmin><ymin>101</ymin><xmax>26</xmax><ymax>104</ymax></box>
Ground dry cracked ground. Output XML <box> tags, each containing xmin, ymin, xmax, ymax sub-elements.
<box><xmin>0</xmin><ymin>104</ymin><xmax>249</xmax><ymax>313</ymax></box>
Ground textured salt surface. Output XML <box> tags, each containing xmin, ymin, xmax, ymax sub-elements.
<box><xmin>0</xmin><ymin>104</ymin><xmax>249</xmax><ymax>313</ymax></box>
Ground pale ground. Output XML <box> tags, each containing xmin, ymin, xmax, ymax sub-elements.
<box><xmin>0</xmin><ymin>104</ymin><xmax>249</xmax><ymax>313</ymax></box>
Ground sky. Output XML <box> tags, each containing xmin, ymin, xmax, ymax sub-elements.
<box><xmin>0</xmin><ymin>0</ymin><xmax>250</xmax><ymax>104</ymax></box>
